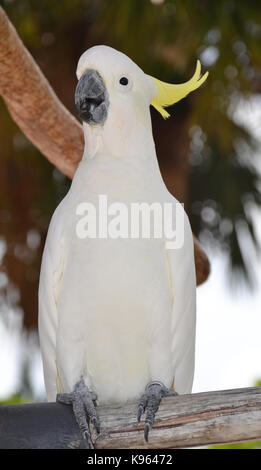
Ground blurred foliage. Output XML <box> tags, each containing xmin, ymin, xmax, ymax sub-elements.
<box><xmin>0</xmin><ymin>394</ymin><xmax>29</xmax><ymax>405</ymax></box>
<box><xmin>210</xmin><ymin>440</ymin><xmax>261</xmax><ymax>449</ymax></box>
<box><xmin>0</xmin><ymin>0</ymin><xmax>261</xmax><ymax>329</ymax></box>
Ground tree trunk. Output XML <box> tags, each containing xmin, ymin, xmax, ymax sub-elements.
<box><xmin>0</xmin><ymin>6</ymin><xmax>83</xmax><ymax>179</ymax></box>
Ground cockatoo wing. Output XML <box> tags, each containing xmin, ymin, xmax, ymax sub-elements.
<box><xmin>38</xmin><ymin>201</ymin><xmax>67</xmax><ymax>401</ymax></box>
<box><xmin>166</xmin><ymin>206</ymin><xmax>196</xmax><ymax>394</ymax></box>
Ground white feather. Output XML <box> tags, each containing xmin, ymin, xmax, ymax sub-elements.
<box><xmin>38</xmin><ymin>46</ymin><xmax>196</xmax><ymax>403</ymax></box>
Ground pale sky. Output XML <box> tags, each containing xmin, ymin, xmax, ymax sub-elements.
<box><xmin>193</xmin><ymin>243</ymin><xmax>261</xmax><ymax>393</ymax></box>
<box><xmin>194</xmin><ymin>95</ymin><xmax>261</xmax><ymax>392</ymax></box>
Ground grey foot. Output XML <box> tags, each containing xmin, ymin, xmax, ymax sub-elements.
<box><xmin>137</xmin><ymin>381</ymin><xmax>178</xmax><ymax>442</ymax></box>
<box><xmin>56</xmin><ymin>377</ymin><xmax>99</xmax><ymax>449</ymax></box>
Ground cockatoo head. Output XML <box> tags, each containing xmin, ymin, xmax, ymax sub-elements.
<box><xmin>75</xmin><ymin>45</ymin><xmax>157</xmax><ymax>127</ymax></box>
<box><xmin>75</xmin><ymin>46</ymin><xmax>208</xmax><ymax>159</ymax></box>
<box><xmin>75</xmin><ymin>45</ymin><xmax>208</xmax><ymax>127</ymax></box>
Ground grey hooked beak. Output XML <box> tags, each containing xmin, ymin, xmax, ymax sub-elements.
<box><xmin>75</xmin><ymin>69</ymin><xmax>109</xmax><ymax>125</ymax></box>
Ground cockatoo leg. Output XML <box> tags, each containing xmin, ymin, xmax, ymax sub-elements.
<box><xmin>137</xmin><ymin>381</ymin><xmax>178</xmax><ymax>442</ymax></box>
<box><xmin>56</xmin><ymin>377</ymin><xmax>100</xmax><ymax>449</ymax></box>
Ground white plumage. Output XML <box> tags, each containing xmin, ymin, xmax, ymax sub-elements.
<box><xmin>38</xmin><ymin>46</ymin><xmax>196</xmax><ymax>406</ymax></box>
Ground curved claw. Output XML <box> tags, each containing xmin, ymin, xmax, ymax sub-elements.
<box><xmin>91</xmin><ymin>415</ymin><xmax>100</xmax><ymax>434</ymax></box>
<box><xmin>137</xmin><ymin>381</ymin><xmax>178</xmax><ymax>442</ymax></box>
<box><xmin>83</xmin><ymin>430</ymin><xmax>94</xmax><ymax>450</ymax></box>
<box><xmin>137</xmin><ymin>404</ymin><xmax>144</xmax><ymax>422</ymax></box>
<box><xmin>144</xmin><ymin>422</ymin><xmax>151</xmax><ymax>442</ymax></box>
<box><xmin>137</xmin><ymin>392</ymin><xmax>148</xmax><ymax>422</ymax></box>
<box><xmin>56</xmin><ymin>377</ymin><xmax>100</xmax><ymax>449</ymax></box>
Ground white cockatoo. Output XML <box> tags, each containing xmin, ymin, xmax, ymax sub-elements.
<box><xmin>38</xmin><ymin>45</ymin><xmax>208</xmax><ymax>447</ymax></box>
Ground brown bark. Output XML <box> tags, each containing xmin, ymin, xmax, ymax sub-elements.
<box><xmin>0</xmin><ymin>6</ymin><xmax>210</xmax><ymax>286</ymax></box>
<box><xmin>193</xmin><ymin>236</ymin><xmax>210</xmax><ymax>285</ymax></box>
<box><xmin>0</xmin><ymin>6</ymin><xmax>83</xmax><ymax>179</ymax></box>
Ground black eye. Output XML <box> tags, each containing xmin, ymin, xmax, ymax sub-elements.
<box><xmin>119</xmin><ymin>76</ymin><xmax>129</xmax><ymax>86</ymax></box>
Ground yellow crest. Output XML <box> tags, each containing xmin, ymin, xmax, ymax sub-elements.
<box><xmin>149</xmin><ymin>60</ymin><xmax>208</xmax><ymax>119</ymax></box>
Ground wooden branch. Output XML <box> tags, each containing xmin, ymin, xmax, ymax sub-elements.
<box><xmin>0</xmin><ymin>6</ymin><xmax>210</xmax><ymax>286</ymax></box>
<box><xmin>0</xmin><ymin>387</ymin><xmax>261</xmax><ymax>449</ymax></box>
<box><xmin>0</xmin><ymin>6</ymin><xmax>83</xmax><ymax>179</ymax></box>
<box><xmin>193</xmin><ymin>236</ymin><xmax>210</xmax><ymax>285</ymax></box>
